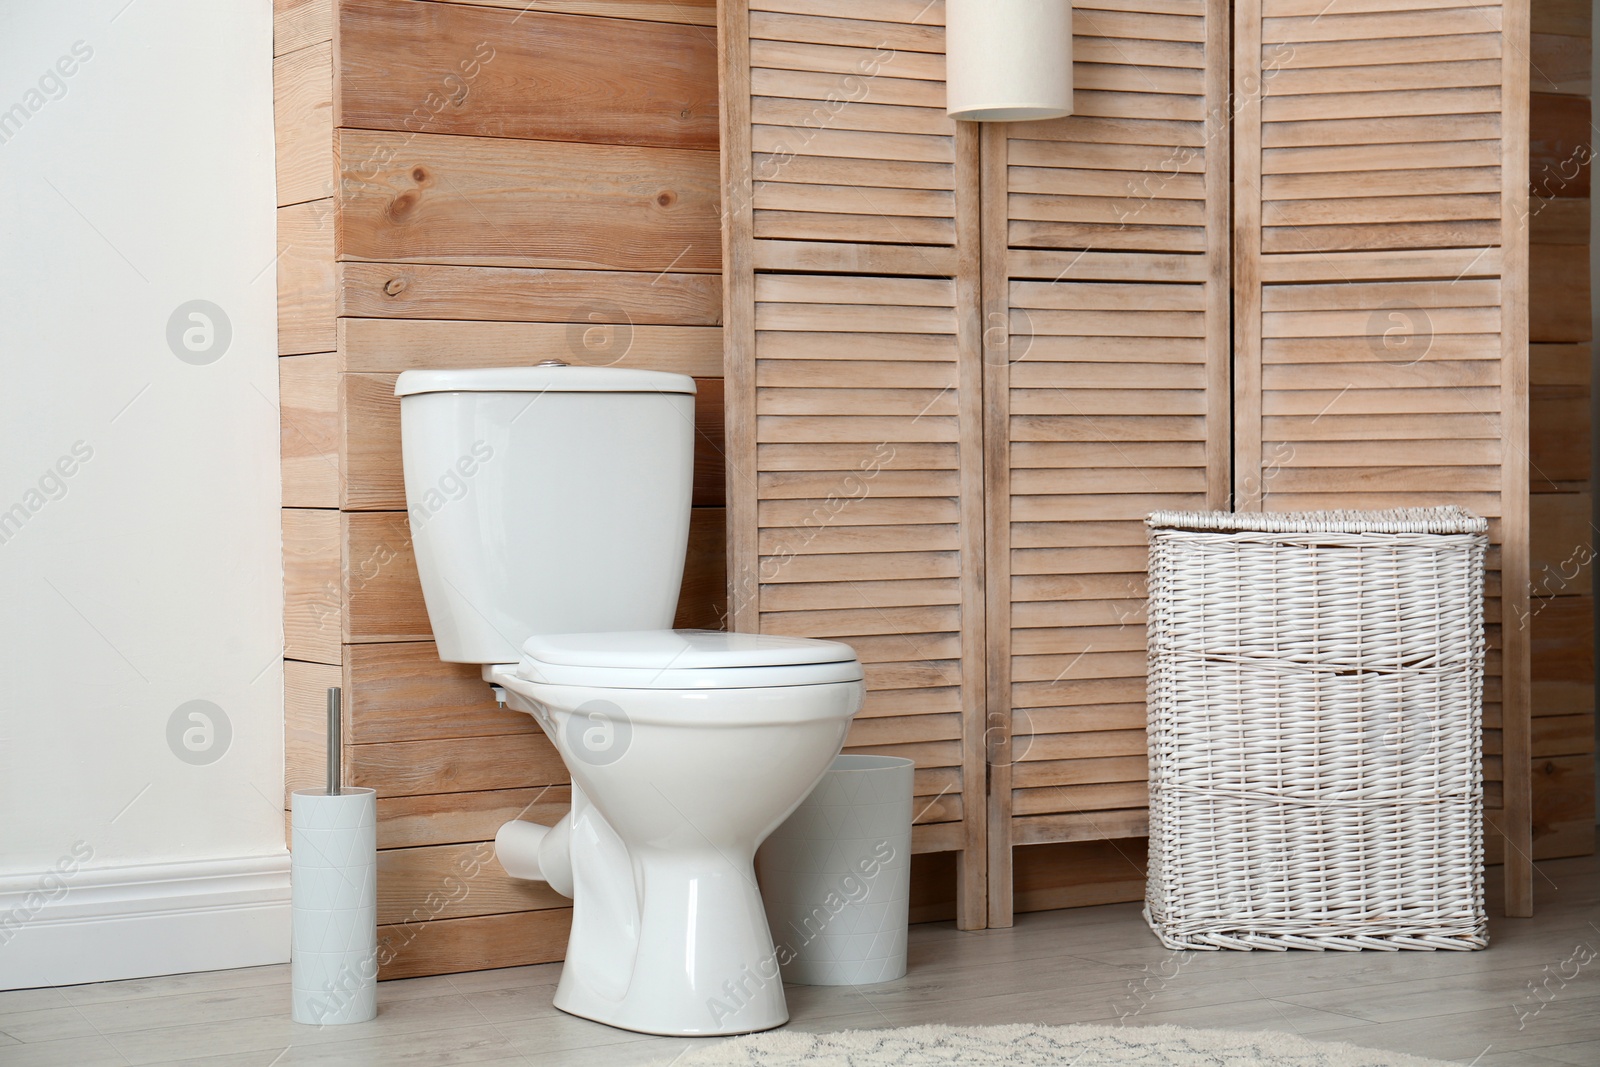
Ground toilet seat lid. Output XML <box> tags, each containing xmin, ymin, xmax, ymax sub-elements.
<box><xmin>515</xmin><ymin>629</ymin><xmax>863</xmax><ymax>690</ymax></box>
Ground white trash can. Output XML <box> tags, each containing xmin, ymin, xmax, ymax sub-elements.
<box><xmin>756</xmin><ymin>754</ymin><xmax>914</xmax><ymax>986</ymax></box>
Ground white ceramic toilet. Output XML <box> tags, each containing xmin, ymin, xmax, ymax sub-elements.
<box><xmin>395</xmin><ymin>365</ymin><xmax>865</xmax><ymax>1037</ymax></box>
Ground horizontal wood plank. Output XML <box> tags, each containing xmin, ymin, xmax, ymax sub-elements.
<box><xmin>378</xmin><ymin>841</ymin><xmax>569</xmax><ymax>925</ymax></box>
<box><xmin>343</xmin><ymin>511</ymin><xmax>430</xmax><ymax>643</ymax></box>
<box><xmin>278</xmin><ymin>199</ymin><xmax>336</xmax><ymax>355</ymax></box>
<box><xmin>284</xmin><ymin>508</ymin><xmax>341</xmax><ymax>663</ymax></box>
<box><xmin>417</xmin><ymin>0</ymin><xmax>713</xmax><ymax>24</ymax></box>
<box><xmin>1013</xmin><ymin>809</ymin><xmax>1150</xmax><ymax>845</ymax></box>
<box><xmin>338</xmin><ymin>130</ymin><xmax>719</xmax><ymax>272</ymax></box>
<box><xmin>273</xmin><ymin>41</ymin><xmax>333</xmax><ymax>206</ymax></box>
<box><xmin>377</xmin><ymin>788</ymin><xmax>572</xmax><ymax>850</ymax></box>
<box><xmin>345</xmin><ymin>641</ymin><xmax>535</xmax><ymax>744</ymax></box>
<box><xmin>378</xmin><ymin>907</ymin><xmax>571</xmax><ymax>980</ymax></box>
<box><xmin>274</xmin><ymin>0</ymin><xmax>332</xmax><ymax>56</ymax></box>
<box><xmin>339</xmin><ymin>0</ymin><xmax>716</xmax><ymax>150</ymax></box>
<box><xmin>280</xmin><ymin>352</ymin><xmax>340</xmax><ymax>509</ymax></box>
<box><xmin>352</xmin><ymin>734</ymin><xmax>568</xmax><ymax>798</ymax></box>
<box><xmin>339</xmin><ymin>263</ymin><xmax>723</xmax><ymax>325</ymax></box>
<box><xmin>285</xmin><ymin>659</ymin><xmax>342</xmax><ymax>807</ymax></box>
<box><xmin>339</xmin><ymin>318</ymin><xmax>722</xmax><ymax>376</ymax></box>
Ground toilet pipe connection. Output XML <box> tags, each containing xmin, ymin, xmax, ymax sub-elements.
<box><xmin>495</xmin><ymin>816</ymin><xmax>574</xmax><ymax>897</ymax></box>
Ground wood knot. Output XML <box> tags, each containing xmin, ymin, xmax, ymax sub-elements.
<box><xmin>412</xmin><ymin>166</ymin><xmax>429</xmax><ymax>183</ymax></box>
<box><xmin>656</xmin><ymin>190</ymin><xmax>676</xmax><ymax>208</ymax></box>
<box><xmin>387</xmin><ymin>191</ymin><xmax>417</xmax><ymax>221</ymax></box>
<box><xmin>383</xmin><ymin>276</ymin><xmax>408</xmax><ymax>297</ymax></box>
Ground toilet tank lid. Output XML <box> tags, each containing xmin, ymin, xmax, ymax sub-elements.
<box><xmin>520</xmin><ymin>629</ymin><xmax>859</xmax><ymax>671</ymax></box>
<box><xmin>395</xmin><ymin>366</ymin><xmax>696</xmax><ymax>397</ymax></box>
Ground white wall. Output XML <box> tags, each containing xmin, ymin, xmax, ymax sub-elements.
<box><xmin>0</xmin><ymin>0</ymin><xmax>287</xmax><ymax>986</ymax></box>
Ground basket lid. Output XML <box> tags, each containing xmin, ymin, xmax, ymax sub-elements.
<box><xmin>1146</xmin><ymin>506</ymin><xmax>1487</xmax><ymax>536</ymax></box>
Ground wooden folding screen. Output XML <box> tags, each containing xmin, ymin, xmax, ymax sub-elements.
<box><xmin>721</xmin><ymin>0</ymin><xmax>990</xmax><ymax>927</ymax></box>
<box><xmin>978</xmin><ymin>0</ymin><xmax>1233</xmax><ymax>927</ymax></box>
<box><xmin>1230</xmin><ymin>0</ymin><xmax>1533</xmax><ymax>913</ymax></box>
<box><xmin>722</xmin><ymin>0</ymin><xmax>1535</xmax><ymax>923</ymax></box>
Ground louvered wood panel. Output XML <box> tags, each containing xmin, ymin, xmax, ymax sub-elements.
<box><xmin>1234</xmin><ymin>0</ymin><xmax>1533</xmax><ymax>912</ymax></box>
<box><xmin>978</xmin><ymin>0</ymin><xmax>1233</xmax><ymax>928</ymax></box>
<box><xmin>723</xmin><ymin>0</ymin><xmax>991</xmax><ymax>928</ymax></box>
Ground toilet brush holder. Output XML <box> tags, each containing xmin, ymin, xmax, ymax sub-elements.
<box><xmin>290</xmin><ymin>787</ymin><xmax>377</xmax><ymax>1023</ymax></box>
<box><xmin>290</xmin><ymin>688</ymin><xmax>378</xmax><ymax>1025</ymax></box>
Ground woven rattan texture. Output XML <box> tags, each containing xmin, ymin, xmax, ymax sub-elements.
<box><xmin>1144</xmin><ymin>507</ymin><xmax>1488</xmax><ymax>951</ymax></box>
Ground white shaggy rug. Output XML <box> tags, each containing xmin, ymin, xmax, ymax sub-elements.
<box><xmin>674</xmin><ymin>1023</ymin><xmax>1457</xmax><ymax>1066</ymax></box>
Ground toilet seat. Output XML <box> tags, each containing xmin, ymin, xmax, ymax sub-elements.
<box><xmin>516</xmin><ymin>629</ymin><xmax>863</xmax><ymax>690</ymax></box>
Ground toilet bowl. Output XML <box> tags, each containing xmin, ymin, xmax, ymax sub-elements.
<box><xmin>394</xmin><ymin>367</ymin><xmax>866</xmax><ymax>1037</ymax></box>
<box><xmin>486</xmin><ymin>630</ymin><xmax>862</xmax><ymax>1035</ymax></box>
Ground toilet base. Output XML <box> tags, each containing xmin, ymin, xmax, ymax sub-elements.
<box><xmin>485</xmin><ymin>667</ymin><xmax>865</xmax><ymax>1038</ymax></box>
<box><xmin>552</xmin><ymin>989</ymin><xmax>787</xmax><ymax>1039</ymax></box>
<box><xmin>553</xmin><ymin>837</ymin><xmax>790</xmax><ymax>1037</ymax></box>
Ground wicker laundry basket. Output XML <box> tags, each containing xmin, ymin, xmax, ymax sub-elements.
<box><xmin>1143</xmin><ymin>507</ymin><xmax>1489</xmax><ymax>951</ymax></box>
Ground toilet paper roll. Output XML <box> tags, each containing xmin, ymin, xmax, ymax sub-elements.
<box><xmin>290</xmin><ymin>788</ymin><xmax>378</xmax><ymax>1025</ymax></box>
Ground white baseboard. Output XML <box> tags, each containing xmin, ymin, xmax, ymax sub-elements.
<box><xmin>0</xmin><ymin>852</ymin><xmax>290</xmax><ymax>990</ymax></box>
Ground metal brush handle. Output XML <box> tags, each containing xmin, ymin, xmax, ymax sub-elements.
<box><xmin>326</xmin><ymin>687</ymin><xmax>342</xmax><ymax>796</ymax></box>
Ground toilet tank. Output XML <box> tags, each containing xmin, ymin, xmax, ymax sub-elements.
<box><xmin>395</xmin><ymin>365</ymin><xmax>697</xmax><ymax>664</ymax></box>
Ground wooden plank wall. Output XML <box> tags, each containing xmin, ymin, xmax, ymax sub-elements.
<box><xmin>274</xmin><ymin>0</ymin><xmax>728</xmax><ymax>978</ymax></box>
<box><xmin>1230</xmin><ymin>0</ymin><xmax>1537</xmax><ymax>909</ymax></box>
<box><xmin>1527</xmin><ymin>0</ymin><xmax>1596</xmax><ymax>862</ymax></box>
<box><xmin>720</xmin><ymin>0</ymin><xmax>992</xmax><ymax>929</ymax></box>
<box><xmin>979</xmin><ymin>0</ymin><xmax>1233</xmax><ymax>928</ymax></box>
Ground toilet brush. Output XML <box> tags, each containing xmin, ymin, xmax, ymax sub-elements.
<box><xmin>327</xmin><ymin>686</ymin><xmax>340</xmax><ymax>796</ymax></box>
<box><xmin>290</xmin><ymin>687</ymin><xmax>379</xmax><ymax>1024</ymax></box>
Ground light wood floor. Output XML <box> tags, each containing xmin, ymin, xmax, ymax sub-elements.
<box><xmin>1</xmin><ymin>853</ymin><xmax>1596</xmax><ymax>1066</ymax></box>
